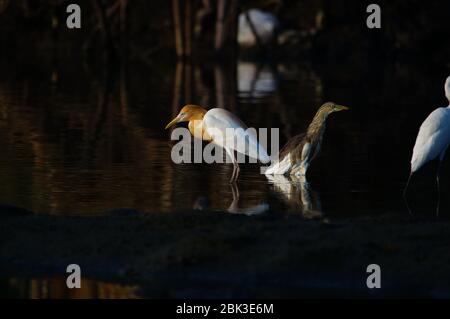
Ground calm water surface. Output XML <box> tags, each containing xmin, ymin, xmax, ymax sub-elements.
<box><xmin>0</xmin><ymin>57</ymin><xmax>448</xmax><ymax>217</ymax></box>
<box><xmin>1</xmin><ymin>55</ymin><xmax>450</xmax><ymax>298</ymax></box>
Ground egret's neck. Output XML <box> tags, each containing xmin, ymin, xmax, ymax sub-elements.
<box><xmin>188</xmin><ymin>110</ymin><xmax>207</xmax><ymax>121</ymax></box>
<box><xmin>188</xmin><ymin>119</ymin><xmax>211</xmax><ymax>141</ymax></box>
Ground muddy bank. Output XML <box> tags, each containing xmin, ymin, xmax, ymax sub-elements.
<box><xmin>1</xmin><ymin>206</ymin><xmax>450</xmax><ymax>298</ymax></box>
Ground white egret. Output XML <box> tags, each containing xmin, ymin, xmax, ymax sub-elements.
<box><xmin>238</xmin><ymin>9</ymin><xmax>279</xmax><ymax>48</ymax></box>
<box><xmin>404</xmin><ymin>76</ymin><xmax>450</xmax><ymax>215</ymax></box>
<box><xmin>165</xmin><ymin>105</ymin><xmax>270</xmax><ymax>182</ymax></box>
<box><xmin>264</xmin><ymin>102</ymin><xmax>349</xmax><ymax>178</ymax></box>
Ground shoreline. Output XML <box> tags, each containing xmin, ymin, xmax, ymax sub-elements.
<box><xmin>1</xmin><ymin>206</ymin><xmax>450</xmax><ymax>298</ymax></box>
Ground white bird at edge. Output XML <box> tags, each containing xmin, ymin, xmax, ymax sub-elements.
<box><xmin>165</xmin><ymin>105</ymin><xmax>270</xmax><ymax>183</ymax></box>
<box><xmin>404</xmin><ymin>76</ymin><xmax>450</xmax><ymax>215</ymax></box>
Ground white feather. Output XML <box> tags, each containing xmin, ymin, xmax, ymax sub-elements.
<box><xmin>203</xmin><ymin>108</ymin><xmax>270</xmax><ymax>163</ymax></box>
<box><xmin>411</xmin><ymin>106</ymin><xmax>450</xmax><ymax>172</ymax></box>
<box><xmin>445</xmin><ymin>76</ymin><xmax>450</xmax><ymax>102</ymax></box>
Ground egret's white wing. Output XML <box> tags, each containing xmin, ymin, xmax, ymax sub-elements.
<box><xmin>411</xmin><ymin>107</ymin><xmax>450</xmax><ymax>172</ymax></box>
<box><xmin>445</xmin><ymin>76</ymin><xmax>450</xmax><ymax>102</ymax></box>
<box><xmin>203</xmin><ymin>108</ymin><xmax>270</xmax><ymax>163</ymax></box>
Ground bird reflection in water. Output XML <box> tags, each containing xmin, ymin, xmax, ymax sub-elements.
<box><xmin>267</xmin><ymin>174</ymin><xmax>323</xmax><ymax>219</ymax></box>
<box><xmin>193</xmin><ymin>183</ymin><xmax>269</xmax><ymax>216</ymax></box>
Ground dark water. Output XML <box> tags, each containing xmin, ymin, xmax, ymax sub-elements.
<box><xmin>1</xmin><ymin>54</ymin><xmax>449</xmax><ymax>297</ymax></box>
<box><xmin>1</xmin><ymin>56</ymin><xmax>448</xmax><ymax>217</ymax></box>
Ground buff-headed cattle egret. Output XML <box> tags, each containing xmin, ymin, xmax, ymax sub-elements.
<box><xmin>165</xmin><ymin>105</ymin><xmax>270</xmax><ymax>182</ymax></box>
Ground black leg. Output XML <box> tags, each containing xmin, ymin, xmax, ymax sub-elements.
<box><xmin>226</xmin><ymin>148</ymin><xmax>237</xmax><ymax>183</ymax></box>
<box><xmin>403</xmin><ymin>173</ymin><xmax>413</xmax><ymax>216</ymax></box>
<box><xmin>230</xmin><ymin>164</ymin><xmax>236</xmax><ymax>183</ymax></box>
<box><xmin>228</xmin><ymin>182</ymin><xmax>239</xmax><ymax>213</ymax></box>
<box><xmin>436</xmin><ymin>160</ymin><xmax>443</xmax><ymax>217</ymax></box>
<box><xmin>235</xmin><ymin>164</ymin><xmax>240</xmax><ymax>181</ymax></box>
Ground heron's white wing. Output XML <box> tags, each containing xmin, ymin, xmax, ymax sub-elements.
<box><xmin>411</xmin><ymin>107</ymin><xmax>450</xmax><ymax>172</ymax></box>
<box><xmin>203</xmin><ymin>108</ymin><xmax>270</xmax><ymax>163</ymax></box>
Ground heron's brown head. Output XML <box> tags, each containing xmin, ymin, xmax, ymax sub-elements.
<box><xmin>165</xmin><ymin>104</ymin><xmax>208</xmax><ymax>129</ymax></box>
<box><xmin>318</xmin><ymin>102</ymin><xmax>349</xmax><ymax>115</ymax></box>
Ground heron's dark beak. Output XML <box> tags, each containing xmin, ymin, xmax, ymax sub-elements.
<box><xmin>165</xmin><ymin>115</ymin><xmax>180</xmax><ymax>129</ymax></box>
<box><xmin>335</xmin><ymin>105</ymin><xmax>349</xmax><ymax>112</ymax></box>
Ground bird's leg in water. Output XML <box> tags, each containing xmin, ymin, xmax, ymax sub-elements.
<box><xmin>436</xmin><ymin>157</ymin><xmax>445</xmax><ymax>217</ymax></box>
<box><xmin>230</xmin><ymin>164</ymin><xmax>236</xmax><ymax>182</ymax></box>
<box><xmin>232</xmin><ymin>182</ymin><xmax>239</xmax><ymax>203</ymax></box>
<box><xmin>403</xmin><ymin>173</ymin><xmax>413</xmax><ymax>216</ymax></box>
<box><xmin>227</xmin><ymin>183</ymin><xmax>239</xmax><ymax>212</ymax></box>
<box><xmin>436</xmin><ymin>173</ymin><xmax>441</xmax><ymax>218</ymax></box>
<box><xmin>230</xmin><ymin>163</ymin><xmax>240</xmax><ymax>183</ymax></box>
<box><xmin>226</xmin><ymin>147</ymin><xmax>239</xmax><ymax>183</ymax></box>
<box><xmin>234</xmin><ymin>163</ymin><xmax>241</xmax><ymax>182</ymax></box>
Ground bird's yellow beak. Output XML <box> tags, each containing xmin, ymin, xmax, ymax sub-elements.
<box><xmin>335</xmin><ymin>105</ymin><xmax>349</xmax><ymax>112</ymax></box>
<box><xmin>165</xmin><ymin>115</ymin><xmax>180</xmax><ymax>129</ymax></box>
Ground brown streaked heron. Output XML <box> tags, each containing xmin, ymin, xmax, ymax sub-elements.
<box><xmin>265</xmin><ymin>102</ymin><xmax>349</xmax><ymax>177</ymax></box>
<box><xmin>165</xmin><ymin>104</ymin><xmax>270</xmax><ymax>183</ymax></box>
